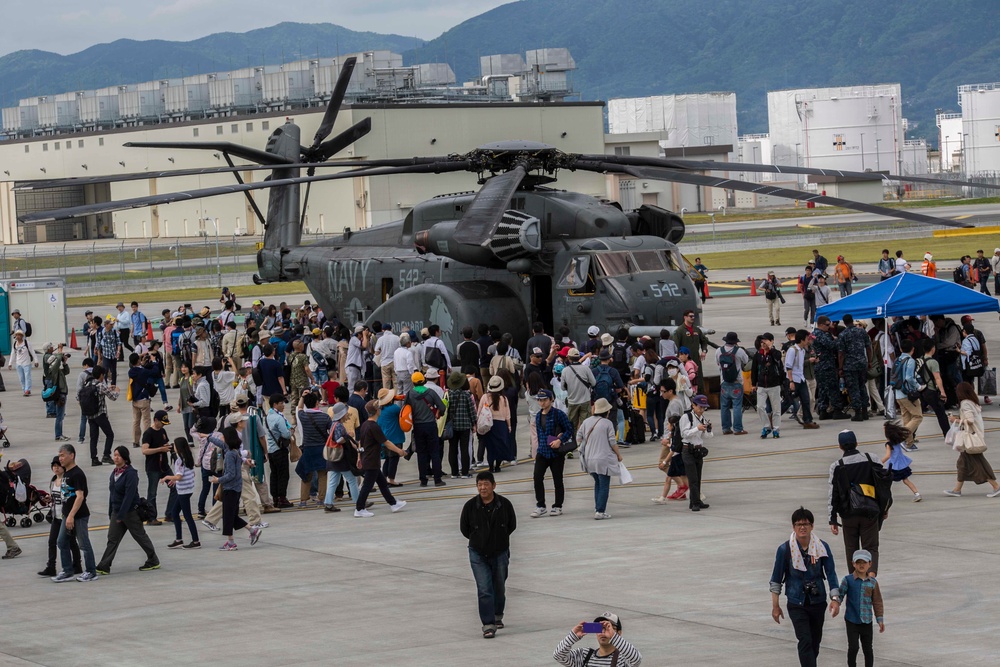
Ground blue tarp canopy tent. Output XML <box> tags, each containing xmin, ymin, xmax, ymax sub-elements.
<box><xmin>816</xmin><ymin>272</ymin><xmax>1000</xmax><ymax>321</ymax></box>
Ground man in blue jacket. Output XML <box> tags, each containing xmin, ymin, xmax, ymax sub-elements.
<box><xmin>770</xmin><ymin>506</ymin><xmax>841</xmax><ymax>667</ymax></box>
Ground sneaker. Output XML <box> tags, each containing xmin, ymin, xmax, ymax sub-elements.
<box><xmin>733</xmin><ymin>430</ymin><xmax>748</xmax><ymax>435</ymax></box>
<box><xmin>249</xmin><ymin>526</ymin><xmax>262</xmax><ymax>546</ymax></box>
<box><xmin>202</xmin><ymin>520</ymin><xmax>219</xmax><ymax>532</ymax></box>
<box><xmin>617</xmin><ymin>441</ymin><xmax>631</xmax><ymax>448</ymax></box>
<box><xmin>987</xmin><ymin>487</ymin><xmax>1000</xmax><ymax>498</ymax></box>
<box><xmin>434</xmin><ymin>480</ymin><xmax>447</xmax><ymax>487</ymax></box>
<box><xmin>324</xmin><ymin>505</ymin><xmax>341</xmax><ymax>512</ymax></box>
<box><xmin>912</xmin><ymin>493</ymin><xmax>922</xmax><ymax>502</ymax></box>
<box><xmin>772</xmin><ymin>429</ymin><xmax>781</xmax><ymax>439</ymax></box>
<box><xmin>2</xmin><ymin>546</ymin><xmax>22</xmax><ymax>559</ymax></box>
<box><xmin>803</xmin><ymin>422</ymin><xmax>820</xmax><ymax>429</ymax></box>
<box><xmin>507</xmin><ymin>459</ymin><xmax>518</xmax><ymax>466</ymax></box>
<box><xmin>943</xmin><ymin>490</ymin><xmax>962</xmax><ymax>497</ymax></box>
<box><xmin>145</xmin><ymin>519</ymin><xmax>163</xmax><ymax>526</ymax></box>
<box><xmin>253</xmin><ymin>522</ymin><xmax>269</xmax><ymax>529</ymax></box>
<box><xmin>101</xmin><ymin>456</ymin><xmax>114</xmax><ymax>464</ymax></box>
<box><xmin>91</xmin><ymin>459</ymin><xmax>103</xmax><ymax>466</ymax></box>
<box><xmin>77</xmin><ymin>439</ymin><xmax>85</xmax><ymax>445</ymax></box>
<box><xmin>760</xmin><ymin>428</ymin><xmax>771</xmax><ymax>439</ymax></box>
<box><xmin>652</xmin><ymin>496</ymin><xmax>667</xmax><ymax>504</ymax></box>
<box><xmin>451</xmin><ymin>475</ymin><xmax>460</xmax><ymax>479</ymax></box>
<box><xmin>790</xmin><ymin>412</ymin><xmax>803</xmax><ymax>425</ymax></box>
<box><xmin>902</xmin><ymin>444</ymin><xmax>918</xmax><ymax>452</ymax></box>
<box><xmin>530</xmin><ymin>507</ymin><xmax>548</xmax><ymax>518</ymax></box>
<box><xmin>55</xmin><ymin>435</ymin><xmax>70</xmax><ymax>441</ymax></box>
<box><xmin>594</xmin><ymin>512</ymin><xmax>611</xmax><ymax>520</ymax></box>
<box><xmin>76</xmin><ymin>572</ymin><xmax>99</xmax><ymax>582</ymax></box>
<box><xmin>354</xmin><ymin>509</ymin><xmax>375</xmax><ymax>518</ymax></box>
<box><xmin>218</xmin><ymin>541</ymin><xmax>237</xmax><ymax>551</ymax></box>
<box><xmin>167</xmin><ymin>540</ymin><xmax>184</xmax><ymax>549</ymax></box>
<box><xmin>182</xmin><ymin>541</ymin><xmax>201</xmax><ymax>549</ymax></box>
<box><xmin>390</xmin><ymin>500</ymin><xmax>407</xmax><ymax>513</ymax></box>
<box><xmin>38</xmin><ymin>566</ymin><xmax>57</xmax><ymax>576</ymax></box>
<box><xmin>164</xmin><ymin>404</ymin><xmax>174</xmax><ymax>412</ymax></box>
<box><xmin>51</xmin><ymin>571</ymin><xmax>75</xmax><ymax>583</ymax></box>
<box><xmin>139</xmin><ymin>562</ymin><xmax>161</xmax><ymax>571</ymax></box>
<box><xmin>96</xmin><ymin>568</ymin><xmax>110</xmax><ymax>575</ymax></box>
<box><xmin>549</xmin><ymin>507</ymin><xmax>563</xmax><ymax>517</ymax></box>
<box><xmin>132</xmin><ymin>442</ymin><xmax>140</xmax><ymax>448</ymax></box>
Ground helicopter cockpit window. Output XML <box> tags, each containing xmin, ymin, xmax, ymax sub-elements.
<box><xmin>632</xmin><ymin>251</ymin><xmax>666</xmax><ymax>272</ymax></box>
<box><xmin>558</xmin><ymin>255</ymin><xmax>594</xmax><ymax>295</ymax></box>
<box><xmin>660</xmin><ymin>250</ymin><xmax>682</xmax><ymax>271</ymax></box>
<box><xmin>594</xmin><ymin>252</ymin><xmax>635</xmax><ymax>277</ymax></box>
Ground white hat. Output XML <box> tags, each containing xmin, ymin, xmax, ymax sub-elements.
<box><xmin>600</xmin><ymin>333</ymin><xmax>614</xmax><ymax>346</ymax></box>
<box><xmin>424</xmin><ymin>367</ymin><xmax>440</xmax><ymax>379</ymax></box>
<box><xmin>592</xmin><ymin>398</ymin><xmax>614</xmax><ymax>415</ymax></box>
<box><xmin>587</xmin><ymin>325</ymin><xmax>600</xmax><ymax>337</ymax></box>
<box><xmin>924</xmin><ymin>252</ymin><xmax>933</xmax><ymax>261</ymax></box>
<box><xmin>354</xmin><ymin>323</ymin><xmax>365</xmax><ymax>333</ymax></box>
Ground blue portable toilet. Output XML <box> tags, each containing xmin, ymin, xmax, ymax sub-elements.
<box><xmin>0</xmin><ymin>285</ymin><xmax>9</xmax><ymax>356</ymax></box>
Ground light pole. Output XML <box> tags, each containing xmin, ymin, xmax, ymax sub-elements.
<box><xmin>206</xmin><ymin>213</ymin><xmax>221</xmax><ymax>288</ymax></box>
<box><xmin>860</xmin><ymin>133</ymin><xmax>865</xmax><ymax>170</ymax></box>
<box><xmin>943</xmin><ymin>135</ymin><xmax>950</xmax><ymax>171</ymax></box>
<box><xmin>875</xmin><ymin>137</ymin><xmax>881</xmax><ymax>171</ymax></box>
<box><xmin>963</xmin><ymin>132</ymin><xmax>970</xmax><ymax>176</ymax></box>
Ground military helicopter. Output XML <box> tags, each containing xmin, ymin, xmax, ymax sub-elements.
<box><xmin>18</xmin><ymin>57</ymin><xmax>997</xmax><ymax>353</ymax></box>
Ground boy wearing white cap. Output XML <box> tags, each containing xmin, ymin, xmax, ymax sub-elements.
<box><xmin>838</xmin><ymin>549</ymin><xmax>884</xmax><ymax>667</ymax></box>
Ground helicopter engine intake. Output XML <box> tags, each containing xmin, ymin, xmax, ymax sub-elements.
<box><xmin>414</xmin><ymin>209</ymin><xmax>541</xmax><ymax>268</ymax></box>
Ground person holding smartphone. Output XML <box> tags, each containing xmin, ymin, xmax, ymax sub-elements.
<box><xmin>553</xmin><ymin>612</ymin><xmax>642</xmax><ymax>666</ymax></box>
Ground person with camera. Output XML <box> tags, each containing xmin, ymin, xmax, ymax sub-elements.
<box><xmin>128</xmin><ymin>351</ymin><xmax>160</xmax><ymax>449</ymax></box>
<box><xmin>679</xmin><ymin>394</ymin><xmax>713</xmax><ymax>512</ymax></box>
<box><xmin>264</xmin><ymin>394</ymin><xmax>293</xmax><ymax>508</ymax></box>
<box><xmin>576</xmin><ymin>397</ymin><xmax>621</xmax><ymax>520</ymax></box>
<box><xmin>769</xmin><ymin>506</ymin><xmax>841</xmax><ymax>667</ymax></box>
<box><xmin>140</xmin><ymin>410</ymin><xmax>173</xmax><ymax>526</ymax></box>
<box><xmin>42</xmin><ymin>343</ymin><xmax>72</xmax><ymax>441</ymax></box>
<box><xmin>346</xmin><ymin>323</ymin><xmax>370</xmax><ymax>391</ymax></box>
<box><xmin>553</xmin><ymin>612</ymin><xmax>642</xmax><ymax>666</ymax></box>
<box><xmin>829</xmin><ymin>430</ymin><xmax>891</xmax><ymax>577</ymax></box>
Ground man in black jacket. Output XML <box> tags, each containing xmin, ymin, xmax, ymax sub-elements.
<box><xmin>751</xmin><ymin>332</ymin><xmax>785</xmax><ymax>439</ymax></box>
<box><xmin>460</xmin><ymin>471</ymin><xmax>517</xmax><ymax>639</ymax></box>
<box><xmin>828</xmin><ymin>430</ymin><xmax>891</xmax><ymax>576</ymax></box>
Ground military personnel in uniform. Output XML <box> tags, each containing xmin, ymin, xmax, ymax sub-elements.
<box><xmin>812</xmin><ymin>316</ymin><xmax>848</xmax><ymax>420</ymax></box>
<box><xmin>837</xmin><ymin>314</ymin><xmax>872</xmax><ymax>421</ymax></box>
<box><xmin>671</xmin><ymin>310</ymin><xmax>710</xmax><ymax>392</ymax></box>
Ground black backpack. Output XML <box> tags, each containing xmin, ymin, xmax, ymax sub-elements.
<box><xmin>23</xmin><ymin>321</ymin><xmax>32</xmax><ymax>337</ymax></box>
<box><xmin>953</xmin><ymin>266</ymin><xmax>965</xmax><ymax>284</ymax></box>
<box><xmin>719</xmin><ymin>346</ymin><xmax>741</xmax><ymax>383</ymax></box>
<box><xmin>611</xmin><ymin>341</ymin><xmax>629</xmax><ymax>374</ymax></box>
<box><xmin>80</xmin><ymin>381</ymin><xmax>101</xmax><ymax>417</ymax></box>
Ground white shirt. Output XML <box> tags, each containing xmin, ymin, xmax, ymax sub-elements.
<box><xmin>393</xmin><ymin>345</ymin><xmax>416</xmax><ymax>379</ymax></box>
<box><xmin>346</xmin><ymin>335</ymin><xmax>364</xmax><ymax>369</ymax></box>
<box><xmin>426</xmin><ymin>336</ymin><xmax>451</xmax><ymax>370</ymax></box>
<box><xmin>307</xmin><ymin>338</ymin><xmax>337</xmax><ymax>372</ymax></box>
<box><xmin>658</xmin><ymin>338</ymin><xmax>678</xmax><ymax>358</ymax></box>
<box><xmin>894</xmin><ymin>257</ymin><xmax>909</xmax><ymax>273</ymax></box>
<box><xmin>116</xmin><ymin>310</ymin><xmax>131</xmax><ymax>330</ymax></box>
<box><xmin>785</xmin><ymin>344</ymin><xmax>806</xmax><ymax>382</ymax></box>
<box><xmin>632</xmin><ymin>356</ymin><xmax>647</xmax><ymax>378</ymax></box>
<box><xmin>374</xmin><ymin>331</ymin><xmax>401</xmax><ymax>368</ymax></box>
<box><xmin>213</xmin><ymin>370</ymin><xmax>237</xmax><ymax>405</ymax></box>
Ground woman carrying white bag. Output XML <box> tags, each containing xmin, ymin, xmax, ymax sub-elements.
<box><xmin>577</xmin><ymin>398</ymin><xmax>624</xmax><ymax>520</ymax></box>
<box><xmin>943</xmin><ymin>381</ymin><xmax>1000</xmax><ymax>498</ymax></box>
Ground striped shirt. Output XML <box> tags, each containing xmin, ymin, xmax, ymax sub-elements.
<box><xmin>97</xmin><ymin>327</ymin><xmax>120</xmax><ymax>360</ymax></box>
<box><xmin>553</xmin><ymin>633</ymin><xmax>642</xmax><ymax>667</ymax></box>
<box><xmin>172</xmin><ymin>459</ymin><xmax>196</xmax><ymax>495</ymax></box>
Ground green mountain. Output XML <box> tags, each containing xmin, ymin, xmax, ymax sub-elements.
<box><xmin>0</xmin><ymin>22</ymin><xmax>423</xmax><ymax>107</ymax></box>
<box><xmin>403</xmin><ymin>0</ymin><xmax>1000</xmax><ymax>142</ymax></box>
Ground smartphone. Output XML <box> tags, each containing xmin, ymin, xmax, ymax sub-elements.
<box><xmin>582</xmin><ymin>622</ymin><xmax>603</xmax><ymax>634</ymax></box>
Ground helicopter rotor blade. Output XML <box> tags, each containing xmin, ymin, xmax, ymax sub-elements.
<box><xmin>452</xmin><ymin>165</ymin><xmax>527</xmax><ymax>246</ymax></box>
<box><xmin>572</xmin><ymin>161</ymin><xmax>973</xmax><ymax>229</ymax></box>
<box><xmin>312</xmin><ymin>117</ymin><xmax>373</xmax><ymax>162</ymax></box>
<box><xmin>308</xmin><ymin>56</ymin><xmax>358</xmax><ymax>153</ymax></box>
<box><xmin>13</xmin><ymin>156</ymin><xmax>454</xmax><ymax>191</ymax></box>
<box><xmin>122</xmin><ymin>141</ymin><xmax>293</xmax><ymax>166</ymax></box>
<box><xmin>579</xmin><ymin>153</ymin><xmax>1000</xmax><ymax>192</ymax></box>
<box><xmin>19</xmin><ymin>161</ymin><xmax>471</xmax><ymax>223</ymax></box>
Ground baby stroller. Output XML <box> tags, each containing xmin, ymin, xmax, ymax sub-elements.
<box><xmin>0</xmin><ymin>411</ymin><xmax>9</xmax><ymax>448</ymax></box>
<box><xmin>1</xmin><ymin>458</ymin><xmax>51</xmax><ymax>528</ymax></box>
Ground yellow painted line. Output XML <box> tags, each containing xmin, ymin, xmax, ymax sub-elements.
<box><xmin>706</xmin><ymin>283</ymin><xmax>745</xmax><ymax>291</ymax></box>
<box><xmin>797</xmin><ymin>224</ymin><xmax>822</xmax><ymax>229</ymax></box>
<box><xmin>932</xmin><ymin>225</ymin><xmax>1000</xmax><ymax>238</ymax></box>
<box><xmin>953</xmin><ymin>215</ymin><xmax>973</xmax><ymax>220</ymax></box>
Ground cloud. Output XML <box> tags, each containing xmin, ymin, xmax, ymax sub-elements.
<box><xmin>151</xmin><ymin>0</ymin><xmax>213</xmax><ymax>18</ymax></box>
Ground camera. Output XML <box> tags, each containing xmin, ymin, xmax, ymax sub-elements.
<box><xmin>705</xmin><ymin>421</ymin><xmax>712</xmax><ymax>433</ymax></box>
<box><xmin>803</xmin><ymin>581</ymin><xmax>820</xmax><ymax>597</ymax></box>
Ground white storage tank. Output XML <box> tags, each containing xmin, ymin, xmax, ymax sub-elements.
<box><xmin>78</xmin><ymin>87</ymin><xmax>120</xmax><ymax>123</ymax></box>
<box><xmin>767</xmin><ymin>85</ymin><xmax>903</xmax><ymax>176</ymax></box>
<box><xmin>262</xmin><ymin>60</ymin><xmax>316</xmax><ymax>103</ymax></box>
<box><xmin>900</xmin><ymin>139</ymin><xmax>928</xmax><ymax>175</ymax></box>
<box><xmin>37</xmin><ymin>92</ymin><xmax>80</xmax><ymax>128</ymax></box>
<box><xmin>415</xmin><ymin>63</ymin><xmax>456</xmax><ymax>87</ymax></box>
<box><xmin>3</xmin><ymin>101</ymin><xmax>39</xmax><ymax>132</ymax></box>
<box><xmin>959</xmin><ymin>83</ymin><xmax>1000</xmax><ymax>176</ymax></box>
<box><xmin>209</xmin><ymin>68</ymin><xmax>263</xmax><ymax>108</ymax></box>
<box><xmin>936</xmin><ymin>112</ymin><xmax>963</xmax><ymax>172</ymax></box>
<box><xmin>118</xmin><ymin>81</ymin><xmax>167</xmax><ymax>119</ymax></box>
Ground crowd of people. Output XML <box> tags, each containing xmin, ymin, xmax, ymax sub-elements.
<box><xmin>1</xmin><ymin>275</ymin><xmax>996</xmax><ymax>663</ymax></box>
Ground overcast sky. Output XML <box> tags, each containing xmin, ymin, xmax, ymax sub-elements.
<box><xmin>0</xmin><ymin>0</ymin><xmax>516</xmax><ymax>56</ymax></box>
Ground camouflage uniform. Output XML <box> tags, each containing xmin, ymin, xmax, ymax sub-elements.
<box><xmin>812</xmin><ymin>328</ymin><xmax>843</xmax><ymax>417</ymax></box>
<box><xmin>837</xmin><ymin>326</ymin><xmax>871</xmax><ymax>417</ymax></box>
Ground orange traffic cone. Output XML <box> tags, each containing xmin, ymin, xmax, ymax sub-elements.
<box><xmin>703</xmin><ymin>281</ymin><xmax>711</xmax><ymax>299</ymax></box>
<box><xmin>146</xmin><ymin>320</ymin><xmax>155</xmax><ymax>342</ymax></box>
<box><xmin>749</xmin><ymin>277</ymin><xmax>757</xmax><ymax>297</ymax></box>
<box><xmin>69</xmin><ymin>328</ymin><xmax>80</xmax><ymax>350</ymax></box>
<box><xmin>796</xmin><ymin>279</ymin><xmax>803</xmax><ymax>294</ymax></box>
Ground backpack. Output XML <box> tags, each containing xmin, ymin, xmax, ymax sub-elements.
<box><xmin>592</xmin><ymin>365</ymin><xmax>616</xmax><ymax>403</ymax></box>
<box><xmin>135</xmin><ymin>497</ymin><xmax>157</xmax><ymax>522</ymax></box>
<box><xmin>251</xmin><ymin>363</ymin><xmax>263</xmax><ymax>387</ymax></box>
<box><xmin>476</xmin><ymin>401</ymin><xmax>495</xmax><ymax>435</ymax></box>
<box><xmin>80</xmin><ymin>381</ymin><xmax>101</xmax><ymax>417</ymax></box>
<box><xmin>310</xmin><ymin>345</ymin><xmax>328</xmax><ymax>370</ymax></box>
<box><xmin>610</xmin><ymin>341</ymin><xmax>629</xmax><ymax>374</ymax></box>
<box><xmin>953</xmin><ymin>265</ymin><xmax>966</xmax><ymax>284</ymax></box>
<box><xmin>719</xmin><ymin>346</ymin><xmax>741</xmax><ymax>383</ymax></box>
<box><xmin>838</xmin><ymin>453</ymin><xmax>893</xmax><ymax>525</ymax></box>
<box><xmin>171</xmin><ymin>328</ymin><xmax>183</xmax><ymax>356</ymax></box>
<box><xmin>888</xmin><ymin>355</ymin><xmax>911</xmax><ymax>391</ymax></box>
<box><xmin>760</xmin><ymin>350</ymin><xmax>783</xmax><ymax>385</ymax></box>
<box><xmin>23</xmin><ymin>321</ymin><xmax>32</xmax><ymax>338</ymax></box>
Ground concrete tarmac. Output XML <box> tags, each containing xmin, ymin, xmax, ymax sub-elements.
<box><xmin>2</xmin><ymin>294</ymin><xmax>999</xmax><ymax>666</ymax></box>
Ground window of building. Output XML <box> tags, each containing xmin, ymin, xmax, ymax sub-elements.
<box><xmin>614</xmin><ymin>146</ymin><xmax>630</xmax><ymax>156</ymax></box>
<box><xmin>42</xmin><ymin>143</ymin><xmax>48</xmax><ymax>152</ymax></box>
<box><xmin>78</xmin><ymin>139</ymin><xmax>84</xmax><ymax>148</ymax></box>
<box><xmin>54</xmin><ymin>142</ymin><xmax>60</xmax><ymax>150</ymax></box>
<box><xmin>231</xmin><ymin>124</ymin><xmax>238</xmax><ymax>134</ymax></box>
<box><xmin>98</xmin><ymin>138</ymin><xmax>104</xmax><ymax>146</ymax></box>
<box><xmin>65</xmin><ymin>141</ymin><xmax>71</xmax><ymax>150</ymax></box>
<box><xmin>24</xmin><ymin>145</ymin><xmax>29</xmax><ymax>154</ymax></box>
<box><xmin>703</xmin><ymin>136</ymin><xmax>714</xmax><ymax>145</ymax></box>
<box><xmin>262</xmin><ymin>121</ymin><xmax>270</xmax><ymax>131</ymax></box>
<box><xmin>193</xmin><ymin>128</ymin><xmax>199</xmax><ymax>137</ymax></box>
<box><xmin>246</xmin><ymin>122</ymin><xmax>253</xmax><ymax>132</ymax></box>
<box><xmin>216</xmin><ymin>126</ymin><xmax>224</xmax><ymax>135</ymax></box>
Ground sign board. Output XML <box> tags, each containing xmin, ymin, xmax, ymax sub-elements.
<box><xmin>0</xmin><ymin>278</ymin><xmax>68</xmax><ymax>355</ymax></box>
<box><xmin>255</xmin><ymin>242</ymin><xmax>265</xmax><ymax>251</ymax></box>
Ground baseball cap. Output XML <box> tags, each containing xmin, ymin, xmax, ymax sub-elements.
<box><xmin>153</xmin><ymin>410</ymin><xmax>171</xmax><ymax>424</ymax></box>
<box><xmin>382</xmin><ymin>323</ymin><xmax>393</xmax><ymax>331</ymax></box>
<box><xmin>559</xmin><ymin>346</ymin><xmax>572</xmax><ymax>358</ymax></box>
<box><xmin>411</xmin><ymin>371</ymin><xmax>425</xmax><ymax>384</ymax></box>
<box><xmin>838</xmin><ymin>430</ymin><xmax>858</xmax><ymax>448</ymax></box>
<box><xmin>961</xmin><ymin>315</ymin><xmax>974</xmax><ymax>324</ymax></box>
<box><xmin>252</xmin><ymin>299</ymin><xmax>263</xmax><ymax>306</ymax></box>
<box><xmin>594</xmin><ymin>612</ymin><xmax>622</xmax><ymax>631</ymax></box>
<box><xmin>761</xmin><ymin>332</ymin><xmax>774</xmax><ymax>341</ymax></box>
<box><xmin>11</xmin><ymin>309</ymin><xmax>20</xmax><ymax>315</ymax></box>
<box><xmin>692</xmin><ymin>394</ymin><xmax>709</xmax><ymax>407</ymax></box>
<box><xmin>243</xmin><ymin>361</ymin><xmax>253</xmax><ymax>369</ymax></box>
<box><xmin>535</xmin><ymin>389</ymin><xmax>554</xmax><ymax>400</ymax></box>
<box><xmin>587</xmin><ymin>325</ymin><xmax>600</xmax><ymax>337</ymax></box>
<box><xmin>852</xmin><ymin>549</ymin><xmax>872</xmax><ymax>563</ymax></box>
<box><xmin>678</xmin><ymin>346</ymin><xmax>690</xmax><ymax>355</ymax></box>
<box><xmin>232</xmin><ymin>395</ymin><xmax>250</xmax><ymax>408</ymax></box>
<box><xmin>785</xmin><ymin>327</ymin><xmax>797</xmax><ymax>335</ymax></box>
<box><xmin>531</xmin><ymin>347</ymin><xmax>544</xmax><ymax>357</ymax></box>
<box><xmin>226</xmin><ymin>412</ymin><xmax>249</xmax><ymax>426</ymax></box>
<box><xmin>312</xmin><ymin>328</ymin><xmax>322</xmax><ymax>336</ymax></box>
<box><xmin>566</xmin><ymin>347</ymin><xmax>581</xmax><ymax>358</ymax></box>
<box><xmin>354</xmin><ymin>323</ymin><xmax>365</xmax><ymax>333</ymax></box>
